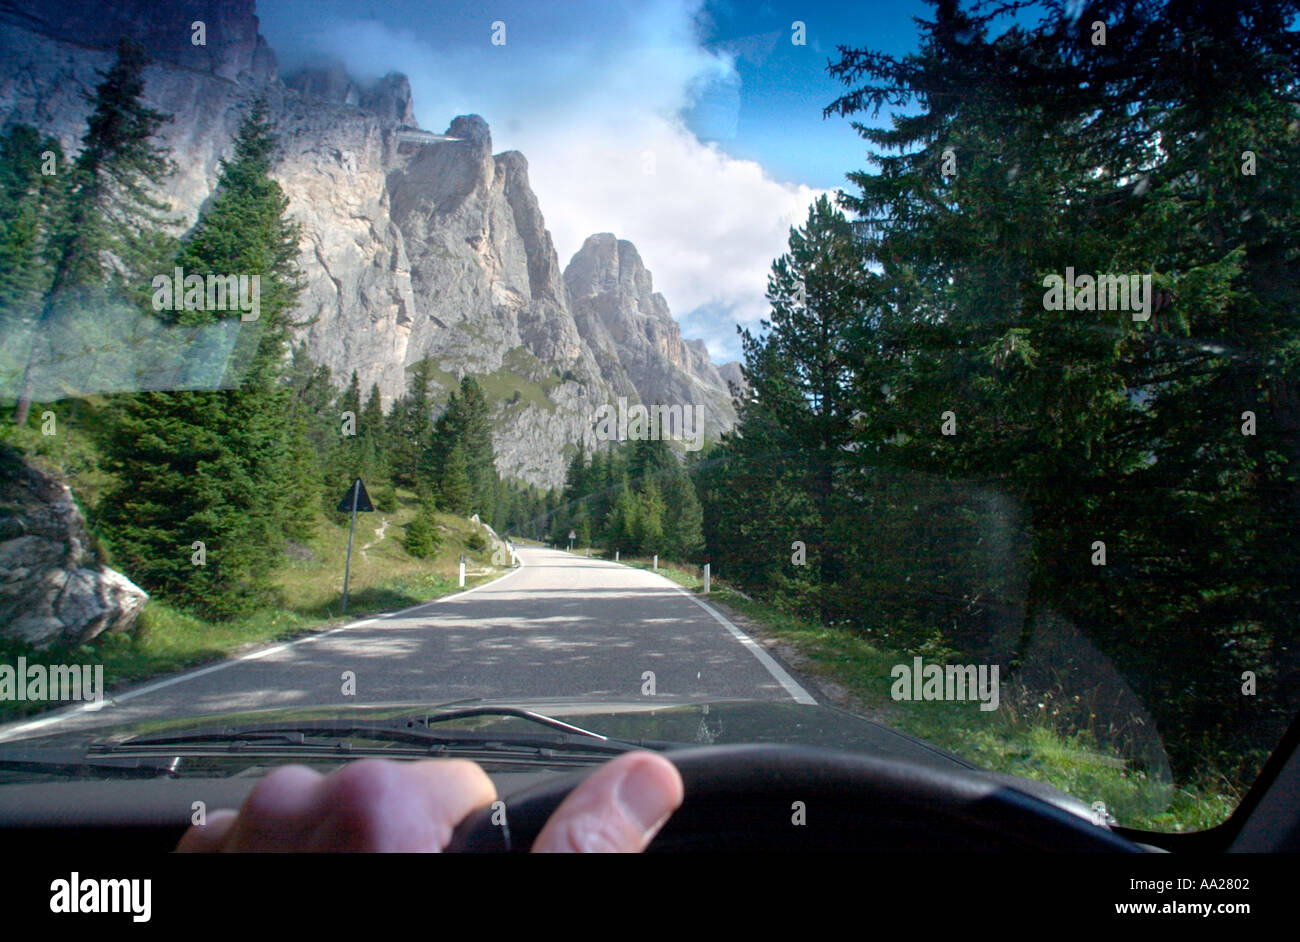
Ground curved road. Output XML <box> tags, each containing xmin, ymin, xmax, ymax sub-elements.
<box><xmin>0</xmin><ymin>546</ymin><xmax>814</xmax><ymax>742</ymax></box>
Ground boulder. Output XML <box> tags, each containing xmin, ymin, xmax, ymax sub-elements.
<box><xmin>0</xmin><ymin>448</ymin><xmax>148</xmax><ymax>649</ymax></box>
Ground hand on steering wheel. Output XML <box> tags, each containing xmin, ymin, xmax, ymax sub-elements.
<box><xmin>175</xmin><ymin>750</ymin><xmax>684</xmax><ymax>852</ymax></box>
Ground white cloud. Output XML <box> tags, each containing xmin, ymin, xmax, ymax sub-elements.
<box><xmin>289</xmin><ymin>1</ymin><xmax>825</xmax><ymax>362</ymax></box>
<box><xmin>521</xmin><ymin>117</ymin><xmax>824</xmax><ymax>361</ymax></box>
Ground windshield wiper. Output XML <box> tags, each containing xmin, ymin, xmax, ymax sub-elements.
<box><xmin>0</xmin><ymin>747</ymin><xmax>180</xmax><ymax>778</ymax></box>
<box><xmin>111</xmin><ymin>706</ymin><xmax>663</xmax><ymax>750</ymax></box>
<box><xmin>104</xmin><ymin>719</ymin><xmax>661</xmax><ymax>760</ymax></box>
<box><xmin>408</xmin><ymin>706</ymin><xmax>613</xmax><ymax>740</ymax></box>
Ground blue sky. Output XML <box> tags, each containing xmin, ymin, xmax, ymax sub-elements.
<box><xmin>253</xmin><ymin>1</ymin><xmax>1014</xmax><ymax>362</ymax></box>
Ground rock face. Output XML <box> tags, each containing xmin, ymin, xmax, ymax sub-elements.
<box><xmin>3</xmin><ymin>0</ymin><xmax>277</xmax><ymax>84</ymax></box>
<box><xmin>0</xmin><ymin>448</ymin><xmax>148</xmax><ymax>649</ymax></box>
<box><xmin>0</xmin><ymin>0</ymin><xmax>742</xmax><ymax>488</ymax></box>
<box><xmin>564</xmin><ymin>234</ymin><xmax>737</xmax><ymax>437</ymax></box>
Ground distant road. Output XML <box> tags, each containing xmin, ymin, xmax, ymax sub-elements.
<box><xmin>0</xmin><ymin>546</ymin><xmax>815</xmax><ymax>742</ymax></box>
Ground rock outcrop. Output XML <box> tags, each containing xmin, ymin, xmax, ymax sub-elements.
<box><xmin>0</xmin><ymin>448</ymin><xmax>148</xmax><ymax>649</ymax></box>
<box><xmin>564</xmin><ymin>234</ymin><xmax>737</xmax><ymax>438</ymax></box>
<box><xmin>0</xmin><ymin>0</ymin><xmax>742</xmax><ymax>488</ymax></box>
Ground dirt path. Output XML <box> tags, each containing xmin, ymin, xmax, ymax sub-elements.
<box><xmin>360</xmin><ymin>517</ymin><xmax>389</xmax><ymax>556</ymax></box>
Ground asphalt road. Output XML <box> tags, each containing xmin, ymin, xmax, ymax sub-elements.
<box><xmin>0</xmin><ymin>546</ymin><xmax>814</xmax><ymax>742</ymax></box>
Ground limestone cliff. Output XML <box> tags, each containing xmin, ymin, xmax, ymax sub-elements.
<box><xmin>0</xmin><ymin>0</ymin><xmax>742</xmax><ymax>487</ymax></box>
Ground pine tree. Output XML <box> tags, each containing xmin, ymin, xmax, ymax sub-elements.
<box><xmin>430</xmin><ymin>375</ymin><xmax>497</xmax><ymax>517</ymax></box>
<box><xmin>561</xmin><ymin>449</ymin><xmax>587</xmax><ymax>515</ymax></box>
<box><xmin>340</xmin><ymin>370</ymin><xmax>361</xmax><ymax>422</ymax></box>
<box><xmin>404</xmin><ymin>495</ymin><xmax>442</xmax><ymax>559</ymax></box>
<box><xmin>605</xmin><ymin>477</ymin><xmax>638</xmax><ymax>555</ymax></box>
<box><xmin>390</xmin><ymin>358</ymin><xmax>437</xmax><ymax>488</ymax></box>
<box><xmin>627</xmin><ymin>424</ymin><xmax>676</xmax><ymax>485</ymax></box>
<box><xmin>437</xmin><ymin>442</ymin><xmax>472</xmax><ymax>516</ymax></box>
<box><xmin>13</xmin><ymin>39</ymin><xmax>174</xmax><ymax>427</ymax></box>
<box><xmin>633</xmin><ymin>480</ymin><xmax>665</xmax><ymax>556</ymax></box>
<box><xmin>0</xmin><ymin>126</ymin><xmax>65</xmax><ymax>322</ymax></box>
<box><xmin>286</xmin><ymin>344</ymin><xmax>332</xmax><ymax>427</ymax></box>
<box><xmin>360</xmin><ymin>382</ymin><xmax>387</xmax><ymax>456</ymax></box>
<box><xmin>99</xmin><ymin>97</ymin><xmax>304</xmax><ymax>618</ymax></box>
<box><xmin>660</xmin><ymin>462</ymin><xmax>704</xmax><ymax>561</ymax></box>
<box><xmin>822</xmin><ymin>0</ymin><xmax>1300</xmax><ymax>775</ymax></box>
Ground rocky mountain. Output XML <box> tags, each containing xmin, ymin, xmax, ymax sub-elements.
<box><xmin>564</xmin><ymin>234</ymin><xmax>737</xmax><ymax>434</ymax></box>
<box><xmin>0</xmin><ymin>0</ymin><xmax>742</xmax><ymax>488</ymax></box>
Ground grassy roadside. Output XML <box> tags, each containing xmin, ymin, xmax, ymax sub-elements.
<box><xmin>0</xmin><ymin>488</ymin><xmax>514</xmax><ymax>724</ymax></box>
<box><xmin>602</xmin><ymin>550</ymin><xmax>1235</xmax><ymax>833</ymax></box>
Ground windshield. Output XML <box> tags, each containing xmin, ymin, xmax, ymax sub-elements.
<box><xmin>0</xmin><ymin>0</ymin><xmax>1297</xmax><ymax>837</ymax></box>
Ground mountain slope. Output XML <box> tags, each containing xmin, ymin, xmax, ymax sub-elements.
<box><xmin>0</xmin><ymin>0</ymin><xmax>741</xmax><ymax>487</ymax></box>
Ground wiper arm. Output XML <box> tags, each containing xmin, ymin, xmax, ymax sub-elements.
<box><xmin>409</xmin><ymin>707</ymin><xmax>611</xmax><ymax>741</ymax></box>
<box><xmin>109</xmin><ymin>720</ymin><xmax>651</xmax><ymax>757</ymax></box>
<box><xmin>0</xmin><ymin>747</ymin><xmax>179</xmax><ymax>778</ymax></box>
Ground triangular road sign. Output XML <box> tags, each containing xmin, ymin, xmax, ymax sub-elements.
<box><xmin>337</xmin><ymin>478</ymin><xmax>374</xmax><ymax>513</ymax></box>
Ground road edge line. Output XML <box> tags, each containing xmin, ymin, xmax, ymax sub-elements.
<box><xmin>599</xmin><ymin>556</ymin><xmax>816</xmax><ymax>706</ymax></box>
<box><xmin>0</xmin><ymin>557</ymin><xmax>528</xmax><ymax>742</ymax></box>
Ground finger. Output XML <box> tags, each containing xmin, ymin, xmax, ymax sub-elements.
<box><xmin>532</xmin><ymin>751</ymin><xmax>683</xmax><ymax>853</ymax></box>
<box><xmin>302</xmin><ymin>758</ymin><xmax>497</xmax><ymax>852</ymax></box>
<box><xmin>219</xmin><ymin>764</ymin><xmax>329</xmax><ymax>851</ymax></box>
<box><xmin>174</xmin><ymin>809</ymin><xmax>238</xmax><ymax>853</ymax></box>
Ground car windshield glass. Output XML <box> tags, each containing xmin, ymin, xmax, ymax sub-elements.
<box><xmin>1</xmin><ymin>0</ymin><xmax>1298</xmax><ymax>836</ymax></box>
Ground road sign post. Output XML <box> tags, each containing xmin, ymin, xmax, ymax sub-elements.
<box><xmin>337</xmin><ymin>478</ymin><xmax>374</xmax><ymax>614</ymax></box>
<box><xmin>568</xmin><ymin>529</ymin><xmax>575</xmax><ymax>552</ymax></box>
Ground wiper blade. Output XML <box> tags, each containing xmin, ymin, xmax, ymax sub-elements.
<box><xmin>0</xmin><ymin>747</ymin><xmax>179</xmax><ymax>778</ymax></box>
<box><xmin>409</xmin><ymin>707</ymin><xmax>612</xmax><ymax>741</ymax></box>
<box><xmin>108</xmin><ymin>720</ymin><xmax>652</xmax><ymax>757</ymax></box>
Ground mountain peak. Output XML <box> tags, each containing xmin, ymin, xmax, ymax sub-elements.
<box><xmin>285</xmin><ymin>64</ymin><xmax>414</xmax><ymax>123</ymax></box>
<box><xmin>0</xmin><ymin>7</ymin><xmax>737</xmax><ymax>486</ymax></box>
<box><xmin>446</xmin><ymin>114</ymin><xmax>492</xmax><ymax>151</ymax></box>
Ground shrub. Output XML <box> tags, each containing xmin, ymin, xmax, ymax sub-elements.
<box><xmin>404</xmin><ymin>508</ymin><xmax>442</xmax><ymax>559</ymax></box>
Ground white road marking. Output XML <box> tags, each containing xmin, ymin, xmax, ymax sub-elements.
<box><xmin>0</xmin><ymin>558</ymin><xmax>527</xmax><ymax>742</ymax></box>
<box><xmin>608</xmin><ymin>558</ymin><xmax>817</xmax><ymax>705</ymax></box>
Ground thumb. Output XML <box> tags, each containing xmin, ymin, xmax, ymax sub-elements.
<box><xmin>531</xmin><ymin>751</ymin><xmax>683</xmax><ymax>853</ymax></box>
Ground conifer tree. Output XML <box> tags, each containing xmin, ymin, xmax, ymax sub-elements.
<box><xmin>438</xmin><ymin>442</ymin><xmax>472</xmax><ymax>516</ymax></box>
<box><xmin>12</xmin><ymin>39</ymin><xmax>174</xmax><ymax>427</ymax></box>
<box><xmin>389</xmin><ymin>359</ymin><xmax>436</xmax><ymax>488</ymax></box>
<box><xmin>99</xmin><ymin>97</ymin><xmax>304</xmax><ymax>617</ymax></box>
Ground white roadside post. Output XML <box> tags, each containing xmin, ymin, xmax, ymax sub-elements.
<box><xmin>703</xmin><ymin>563</ymin><xmax>710</xmax><ymax>594</ymax></box>
<box><xmin>459</xmin><ymin>553</ymin><xmax>466</xmax><ymax>588</ymax></box>
<box><xmin>615</xmin><ymin>550</ymin><xmax>619</xmax><ymax>562</ymax></box>
<box><xmin>653</xmin><ymin>554</ymin><xmax>658</xmax><ymax>570</ymax></box>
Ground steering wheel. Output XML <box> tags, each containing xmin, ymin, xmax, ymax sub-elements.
<box><xmin>446</xmin><ymin>743</ymin><xmax>1144</xmax><ymax>852</ymax></box>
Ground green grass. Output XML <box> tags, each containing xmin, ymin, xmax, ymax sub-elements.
<box><xmin>474</xmin><ymin>348</ymin><xmax>558</xmax><ymax>414</ymax></box>
<box><xmin>598</xmin><ymin>550</ymin><xmax>1238</xmax><ymax>834</ymax></box>
<box><xmin>0</xmin><ymin>486</ymin><xmax>514</xmax><ymax>724</ymax></box>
